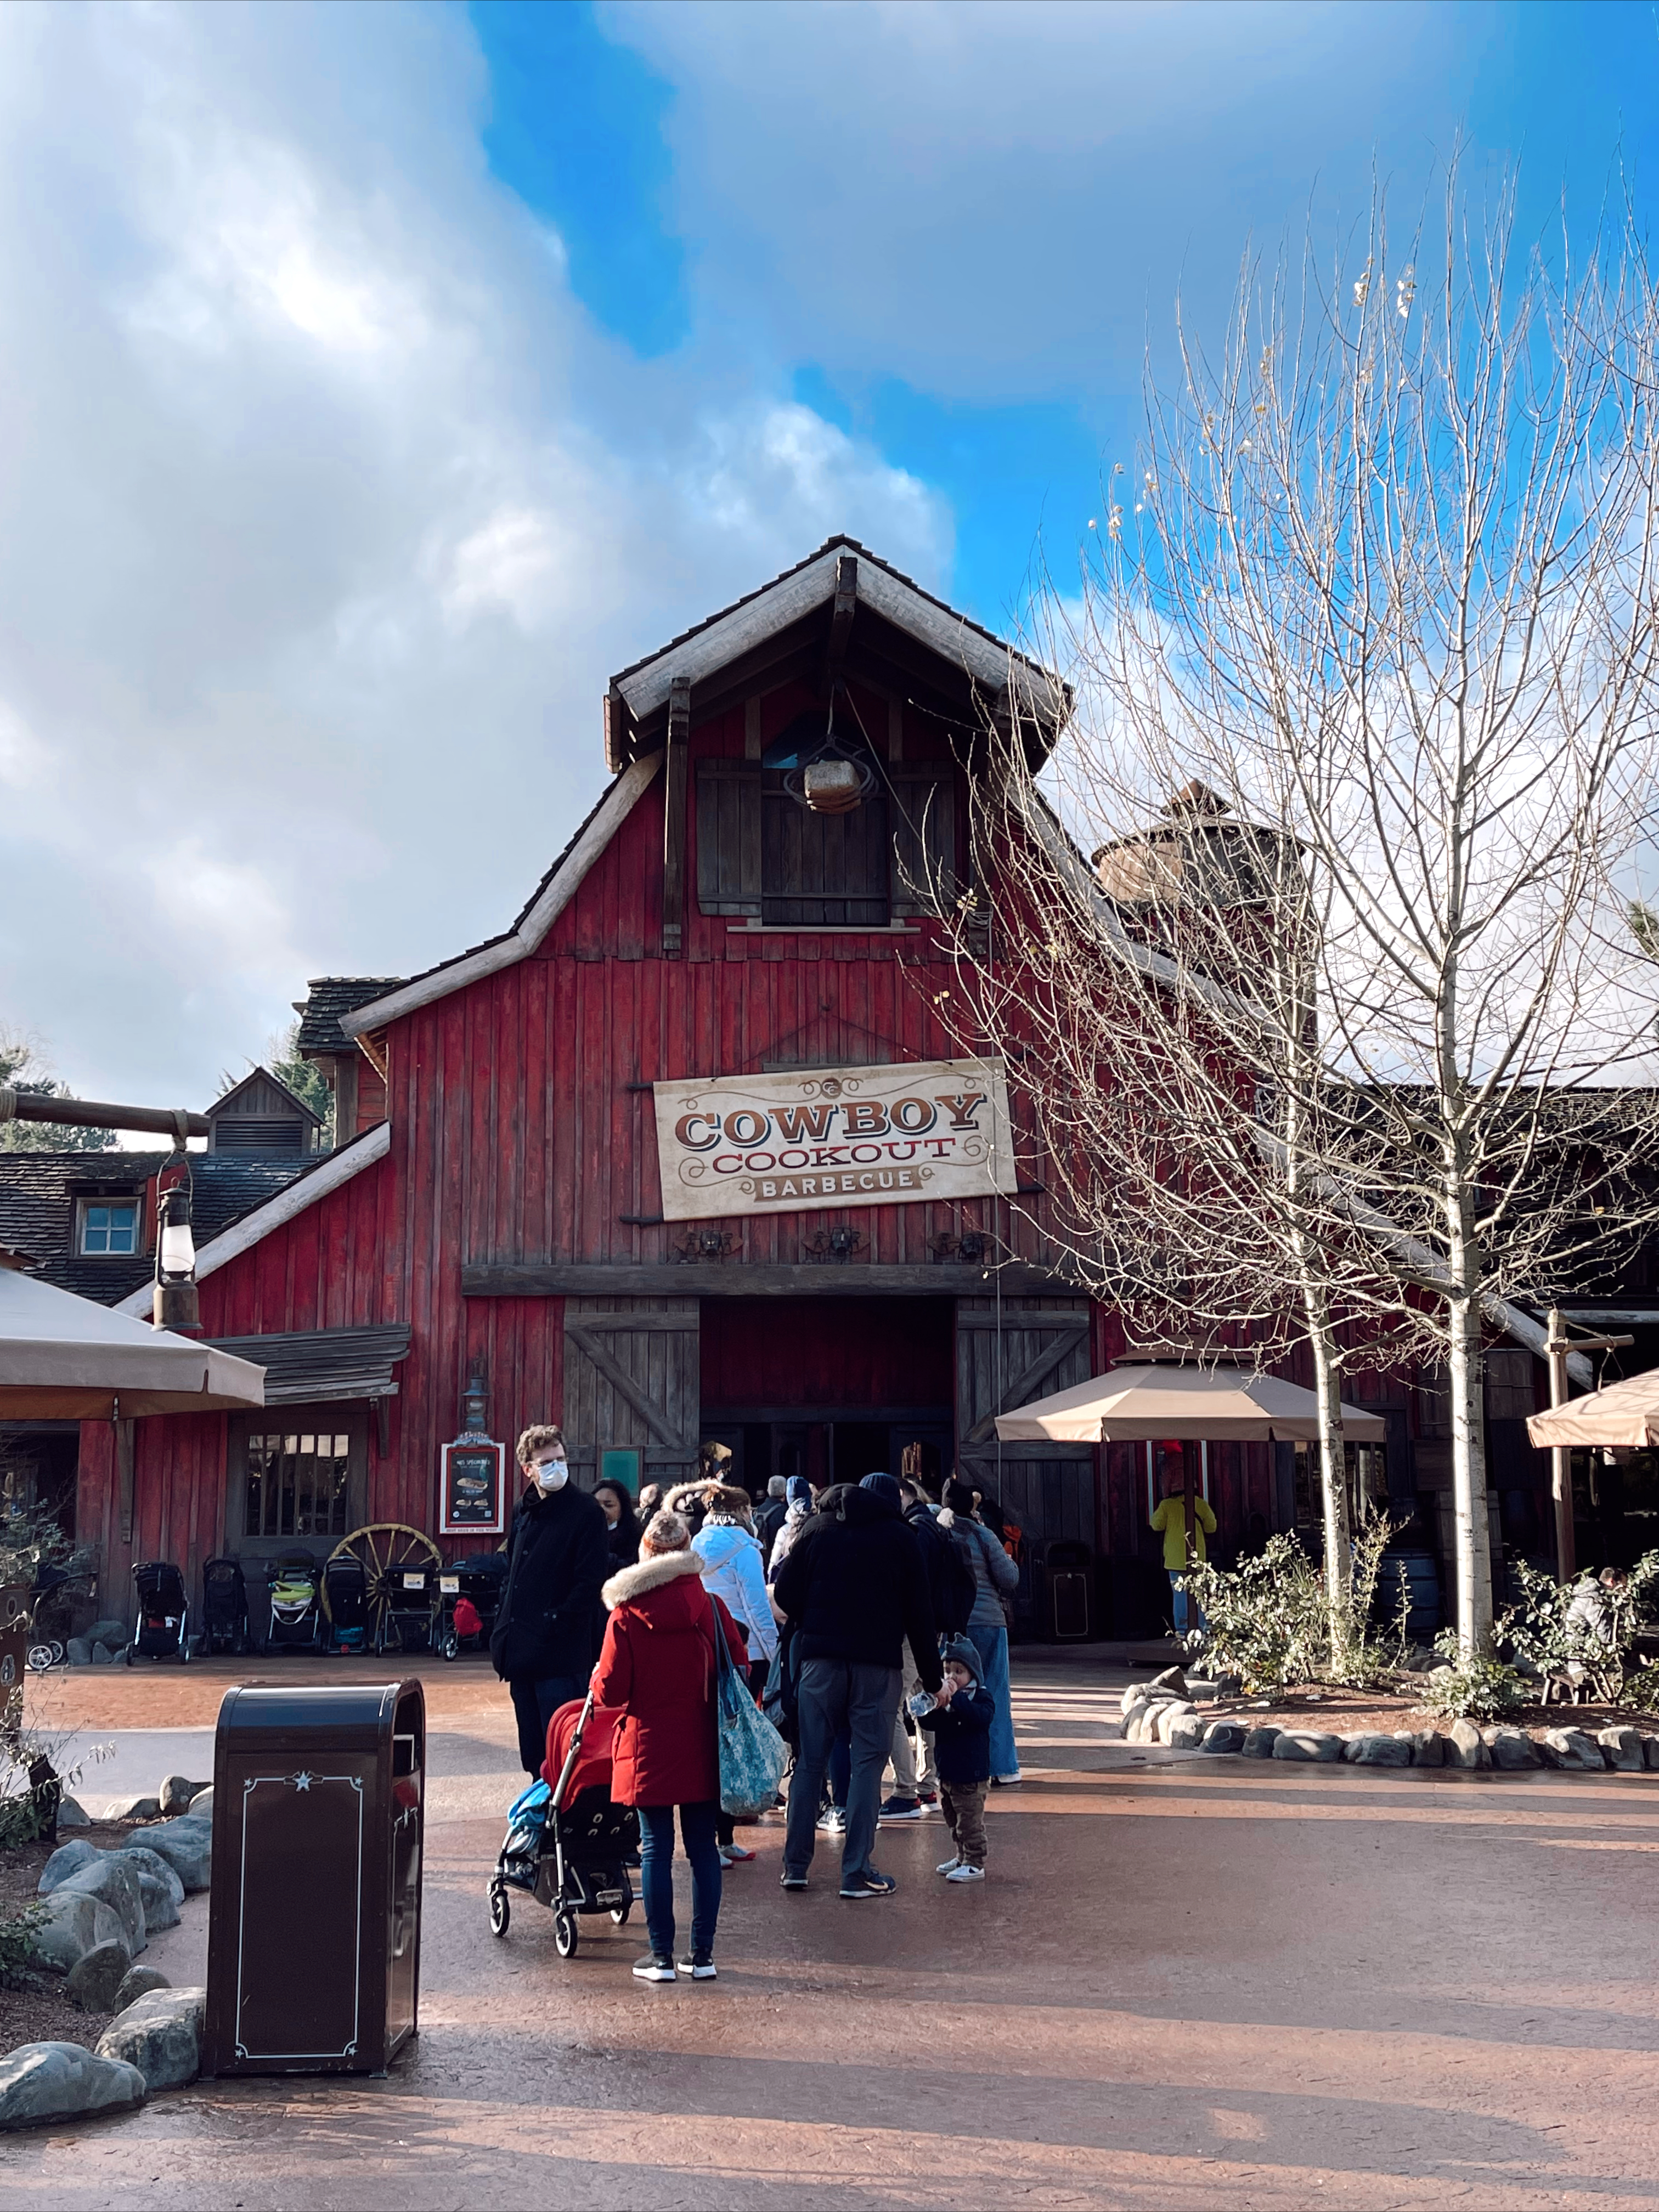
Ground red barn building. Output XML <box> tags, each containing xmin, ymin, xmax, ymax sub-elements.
<box><xmin>70</xmin><ymin>539</ymin><xmax>1432</xmax><ymax>1640</ymax></box>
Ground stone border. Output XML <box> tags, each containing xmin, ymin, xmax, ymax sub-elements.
<box><xmin>1121</xmin><ymin>1687</ymin><xmax>1658</xmax><ymax>1773</ymax></box>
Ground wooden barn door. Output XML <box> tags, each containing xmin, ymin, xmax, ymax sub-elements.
<box><xmin>562</xmin><ymin>1300</ymin><xmax>701</xmax><ymax>1496</ymax></box>
<box><xmin>955</xmin><ymin>1298</ymin><xmax>1094</xmax><ymax>1641</ymax></box>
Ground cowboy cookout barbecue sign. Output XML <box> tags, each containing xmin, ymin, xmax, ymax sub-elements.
<box><xmin>652</xmin><ymin>1059</ymin><xmax>1018</xmax><ymax>1224</ymax></box>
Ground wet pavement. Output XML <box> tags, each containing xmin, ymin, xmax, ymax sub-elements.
<box><xmin>4</xmin><ymin>1654</ymin><xmax>1658</xmax><ymax>2209</ymax></box>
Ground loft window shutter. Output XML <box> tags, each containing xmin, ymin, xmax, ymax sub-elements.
<box><xmin>889</xmin><ymin>770</ymin><xmax>958</xmax><ymax>917</ymax></box>
<box><xmin>695</xmin><ymin>760</ymin><xmax>763</xmax><ymax>915</ymax></box>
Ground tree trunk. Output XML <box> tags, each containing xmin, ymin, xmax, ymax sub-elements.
<box><xmin>1304</xmin><ymin>1295</ymin><xmax>1352</xmax><ymax>1665</ymax></box>
<box><xmin>1444</xmin><ymin>1276</ymin><xmax>1494</xmax><ymax>1657</ymax></box>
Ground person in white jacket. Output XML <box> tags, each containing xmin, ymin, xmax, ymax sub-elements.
<box><xmin>667</xmin><ymin>1480</ymin><xmax>778</xmax><ymax>1864</ymax></box>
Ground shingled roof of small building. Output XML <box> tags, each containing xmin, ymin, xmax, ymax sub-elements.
<box><xmin>294</xmin><ymin>978</ymin><xmax>407</xmax><ymax>1056</ymax></box>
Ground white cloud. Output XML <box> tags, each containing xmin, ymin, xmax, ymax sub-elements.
<box><xmin>0</xmin><ymin>2</ymin><xmax>947</xmax><ymax>1106</ymax></box>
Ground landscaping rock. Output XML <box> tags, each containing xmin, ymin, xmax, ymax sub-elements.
<box><xmin>84</xmin><ymin>1620</ymin><xmax>128</xmax><ymax>1651</ymax></box>
<box><xmin>125</xmin><ymin>1817</ymin><xmax>210</xmax><ymax>1892</ymax></box>
<box><xmin>1183</xmin><ymin>1677</ymin><xmax>1222</xmax><ymax>1702</ymax></box>
<box><xmin>1644</xmin><ymin>1736</ymin><xmax>1659</xmax><ymax>1772</ymax></box>
<box><xmin>95</xmin><ymin>1988</ymin><xmax>204</xmax><ymax>2094</ymax></box>
<box><xmin>187</xmin><ymin>1786</ymin><xmax>213</xmax><ymax>1819</ymax></box>
<box><xmin>64</xmin><ymin>1638</ymin><xmax>92</xmax><ymax>1668</ymax></box>
<box><xmin>0</xmin><ymin>2043</ymin><xmax>145</xmax><ymax>2131</ymax></box>
<box><xmin>1272</xmin><ymin>1730</ymin><xmax>1344</xmax><ymax>1762</ymax></box>
<box><xmin>1166</xmin><ymin>1714</ymin><xmax>1207</xmax><ymax>1751</ymax></box>
<box><xmin>29</xmin><ymin>1891</ymin><xmax>124</xmax><ymax>1978</ymax></box>
<box><xmin>112</xmin><ymin>1965</ymin><xmax>171</xmax><ymax>2011</ymax></box>
<box><xmin>56</xmin><ymin>1797</ymin><xmax>90</xmax><ymax>1830</ymax></box>
<box><xmin>1240</xmin><ymin>1726</ymin><xmax>1280</xmax><ymax>1758</ymax></box>
<box><xmin>66</xmin><ymin>1940</ymin><xmax>133</xmax><ymax>2013</ymax></box>
<box><xmin>1200</xmin><ymin>1721</ymin><xmax>1247</xmax><ymax>1754</ymax></box>
<box><xmin>122</xmin><ymin>1847</ymin><xmax>185</xmax><ymax>1913</ymax></box>
<box><xmin>1408</xmin><ymin>1731</ymin><xmax>1444</xmax><ymax>1766</ymax></box>
<box><xmin>101</xmin><ymin>1794</ymin><xmax>161</xmax><ymax>1823</ymax></box>
<box><xmin>1489</xmin><ymin>1729</ymin><xmax>1541</xmax><ymax>1771</ymax></box>
<box><xmin>88</xmin><ymin>1643</ymin><xmax>115</xmax><ymax>1665</ymax></box>
<box><xmin>1127</xmin><ymin>1699</ymin><xmax>1176</xmax><ymax>1745</ymax></box>
<box><xmin>1118</xmin><ymin>1695</ymin><xmax>1151</xmax><ymax>1739</ymax></box>
<box><xmin>1446</xmin><ymin>1721</ymin><xmax>1489</xmax><ymax>1769</ymax></box>
<box><xmin>1543</xmin><ymin>1727</ymin><xmax>1604</xmax><ymax>1772</ymax></box>
<box><xmin>1119</xmin><ymin>1683</ymin><xmax>1147</xmax><ymax>1717</ymax></box>
<box><xmin>127</xmin><ymin>1865</ymin><xmax>180</xmax><ymax>1934</ymax></box>
<box><xmin>1598</xmin><ymin>1726</ymin><xmax>1644</xmax><ymax>1772</ymax></box>
<box><xmin>1153</xmin><ymin>1700</ymin><xmax>1198</xmax><ymax>1744</ymax></box>
<box><xmin>159</xmin><ymin>1776</ymin><xmax>207</xmax><ymax>1817</ymax></box>
<box><xmin>37</xmin><ymin>1839</ymin><xmax>100</xmax><ymax>1896</ymax></box>
<box><xmin>1342</xmin><ymin>1733</ymin><xmax>1412</xmax><ymax>1767</ymax></box>
<box><xmin>59</xmin><ymin>1856</ymin><xmax>145</xmax><ymax>1956</ymax></box>
<box><xmin>1147</xmin><ymin>1666</ymin><xmax>1189</xmax><ymax>1699</ymax></box>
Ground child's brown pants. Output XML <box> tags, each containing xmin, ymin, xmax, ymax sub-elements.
<box><xmin>943</xmin><ymin>1779</ymin><xmax>988</xmax><ymax>1866</ymax></box>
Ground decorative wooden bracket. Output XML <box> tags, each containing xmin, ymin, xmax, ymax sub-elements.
<box><xmin>605</xmin><ymin>684</ymin><xmax>637</xmax><ymax>774</ymax></box>
<box><xmin>820</xmin><ymin>553</ymin><xmax>857</xmax><ymax>697</ymax></box>
<box><xmin>662</xmin><ymin>674</ymin><xmax>690</xmax><ymax>957</ymax></box>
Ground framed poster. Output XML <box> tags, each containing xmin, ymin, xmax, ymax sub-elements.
<box><xmin>439</xmin><ymin>1436</ymin><xmax>507</xmax><ymax>1537</ymax></box>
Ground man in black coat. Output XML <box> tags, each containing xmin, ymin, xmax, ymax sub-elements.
<box><xmin>771</xmin><ymin>1472</ymin><xmax>941</xmax><ymax>1899</ymax></box>
<box><xmin>491</xmin><ymin>1424</ymin><xmax>610</xmax><ymax>1775</ymax></box>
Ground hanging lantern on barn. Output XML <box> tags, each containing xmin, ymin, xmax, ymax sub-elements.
<box><xmin>152</xmin><ymin>1175</ymin><xmax>200</xmax><ymax>1335</ymax></box>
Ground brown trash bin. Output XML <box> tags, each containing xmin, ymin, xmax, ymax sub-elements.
<box><xmin>204</xmin><ymin>1679</ymin><xmax>424</xmax><ymax>2077</ymax></box>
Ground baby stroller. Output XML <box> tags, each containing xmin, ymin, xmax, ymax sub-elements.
<box><xmin>199</xmin><ymin>1557</ymin><xmax>250</xmax><ymax>1656</ymax></box>
<box><xmin>127</xmin><ymin>1561</ymin><xmax>190</xmax><ymax>1665</ymax></box>
<box><xmin>264</xmin><ymin>1549</ymin><xmax>322</xmax><ymax>1651</ymax></box>
<box><xmin>487</xmin><ymin>1689</ymin><xmax>637</xmax><ymax>1958</ymax></box>
<box><xmin>321</xmin><ymin>1551</ymin><xmax>370</xmax><ymax>1653</ymax></box>
<box><xmin>439</xmin><ymin>1550</ymin><xmax>509</xmax><ymax>1660</ymax></box>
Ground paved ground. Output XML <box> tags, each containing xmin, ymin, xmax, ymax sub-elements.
<box><xmin>4</xmin><ymin>1652</ymin><xmax>1658</xmax><ymax>2210</ymax></box>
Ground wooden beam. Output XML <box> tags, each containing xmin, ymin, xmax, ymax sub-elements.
<box><xmin>464</xmin><ymin>1261</ymin><xmax>1079</xmax><ymax>1299</ymax></box>
<box><xmin>566</xmin><ymin>1323</ymin><xmax>681</xmax><ymax>1446</ymax></box>
<box><xmin>116</xmin><ymin>1418</ymin><xmax>135</xmax><ymax>1546</ymax></box>
<box><xmin>605</xmin><ymin>683</ymin><xmax>637</xmax><ymax>773</ymax></box>
<box><xmin>820</xmin><ymin>553</ymin><xmax>857</xmax><ymax>697</ymax></box>
<box><xmin>663</xmin><ymin>675</ymin><xmax>690</xmax><ymax>957</ymax></box>
<box><xmin>963</xmin><ymin>1320</ymin><xmax>1090</xmax><ymax>1445</ymax></box>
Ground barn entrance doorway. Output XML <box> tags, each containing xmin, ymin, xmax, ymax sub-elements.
<box><xmin>698</xmin><ymin>1297</ymin><xmax>954</xmax><ymax>1497</ymax></box>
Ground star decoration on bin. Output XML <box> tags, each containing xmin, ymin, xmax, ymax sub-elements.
<box><xmin>292</xmin><ymin>1771</ymin><xmax>313</xmax><ymax>1792</ymax></box>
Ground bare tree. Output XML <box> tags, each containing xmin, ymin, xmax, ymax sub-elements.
<box><xmin>954</xmin><ymin>161</ymin><xmax>1659</xmax><ymax>1656</ymax></box>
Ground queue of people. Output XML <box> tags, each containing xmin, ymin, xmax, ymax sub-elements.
<box><xmin>490</xmin><ymin>1421</ymin><xmax>1025</xmax><ymax>1983</ymax></box>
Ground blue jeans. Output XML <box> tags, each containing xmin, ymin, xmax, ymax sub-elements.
<box><xmin>509</xmin><ymin>1671</ymin><xmax>585</xmax><ymax>1778</ymax></box>
<box><xmin>1167</xmin><ymin>1571</ymin><xmax>1206</xmax><ymax>1638</ymax></box>
<box><xmin>785</xmin><ymin>1658</ymin><xmax>901</xmax><ymax>1882</ymax></box>
<box><xmin>637</xmin><ymin>1800</ymin><xmax>722</xmax><ymax>1962</ymax></box>
<box><xmin>966</xmin><ymin>1621</ymin><xmax>1019</xmax><ymax>1780</ymax></box>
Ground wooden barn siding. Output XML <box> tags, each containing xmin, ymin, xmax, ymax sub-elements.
<box><xmin>701</xmin><ymin>1295</ymin><xmax>955</xmax><ymax>1413</ymax></box>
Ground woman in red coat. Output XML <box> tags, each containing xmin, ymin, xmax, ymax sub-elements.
<box><xmin>593</xmin><ymin>1507</ymin><xmax>747</xmax><ymax>1983</ymax></box>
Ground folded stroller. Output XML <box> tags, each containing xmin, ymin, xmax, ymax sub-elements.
<box><xmin>199</xmin><ymin>1556</ymin><xmax>250</xmax><ymax>1656</ymax></box>
<box><xmin>439</xmin><ymin>1549</ymin><xmax>508</xmax><ymax>1660</ymax></box>
<box><xmin>264</xmin><ymin>1549</ymin><xmax>321</xmax><ymax>1651</ymax></box>
<box><xmin>322</xmin><ymin>1551</ymin><xmax>370</xmax><ymax>1653</ymax></box>
<box><xmin>487</xmin><ymin>1690</ymin><xmax>637</xmax><ymax>1958</ymax></box>
<box><xmin>127</xmin><ymin>1561</ymin><xmax>190</xmax><ymax>1665</ymax></box>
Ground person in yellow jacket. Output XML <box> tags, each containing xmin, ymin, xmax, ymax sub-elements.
<box><xmin>1150</xmin><ymin>1473</ymin><xmax>1216</xmax><ymax>1638</ymax></box>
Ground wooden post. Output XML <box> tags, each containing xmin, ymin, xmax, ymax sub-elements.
<box><xmin>663</xmin><ymin>675</ymin><xmax>689</xmax><ymax>957</ymax></box>
<box><xmin>116</xmin><ymin>1418</ymin><xmax>136</xmax><ymax>1549</ymax></box>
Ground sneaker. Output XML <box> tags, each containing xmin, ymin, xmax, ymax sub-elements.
<box><xmin>816</xmin><ymin>1806</ymin><xmax>847</xmax><ymax>1835</ymax></box>
<box><xmin>916</xmin><ymin>1790</ymin><xmax>940</xmax><ymax>1808</ymax></box>
<box><xmin>632</xmin><ymin>1954</ymin><xmax>676</xmax><ymax>1982</ymax></box>
<box><xmin>935</xmin><ymin>1855</ymin><xmax>961</xmax><ymax>1876</ymax></box>
<box><xmin>945</xmin><ymin>1863</ymin><xmax>986</xmax><ymax>1883</ymax></box>
<box><xmin>676</xmin><ymin>1953</ymin><xmax>717</xmax><ymax>1979</ymax></box>
<box><xmin>839</xmin><ymin>1870</ymin><xmax>898</xmax><ymax>1900</ymax></box>
<box><xmin>722</xmin><ymin>1842</ymin><xmax>757</xmax><ymax>1862</ymax></box>
<box><xmin>990</xmin><ymin>1772</ymin><xmax>1024</xmax><ymax>1787</ymax></box>
<box><xmin>780</xmin><ymin>1870</ymin><xmax>809</xmax><ymax>1891</ymax></box>
<box><xmin>878</xmin><ymin>1796</ymin><xmax>923</xmax><ymax>1822</ymax></box>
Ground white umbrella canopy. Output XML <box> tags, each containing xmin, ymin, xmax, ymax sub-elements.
<box><xmin>0</xmin><ymin>1266</ymin><xmax>264</xmax><ymax>1419</ymax></box>
<box><xmin>994</xmin><ymin>1363</ymin><xmax>1387</xmax><ymax>1444</ymax></box>
<box><xmin>1526</xmin><ymin>1367</ymin><xmax>1659</xmax><ymax>1451</ymax></box>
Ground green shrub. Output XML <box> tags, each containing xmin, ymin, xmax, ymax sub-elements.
<box><xmin>0</xmin><ymin>1901</ymin><xmax>43</xmax><ymax>1989</ymax></box>
<box><xmin>1182</xmin><ymin>1517</ymin><xmax>1407</xmax><ymax>1693</ymax></box>
<box><xmin>1498</xmin><ymin>1552</ymin><xmax>1659</xmax><ymax>1704</ymax></box>
<box><xmin>1419</xmin><ymin>1637</ymin><xmax>1527</xmax><ymax>1720</ymax></box>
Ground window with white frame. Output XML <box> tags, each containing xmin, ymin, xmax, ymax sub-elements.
<box><xmin>77</xmin><ymin>1199</ymin><xmax>139</xmax><ymax>1257</ymax></box>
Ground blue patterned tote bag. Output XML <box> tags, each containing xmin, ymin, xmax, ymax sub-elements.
<box><xmin>712</xmin><ymin>1617</ymin><xmax>789</xmax><ymax>1818</ymax></box>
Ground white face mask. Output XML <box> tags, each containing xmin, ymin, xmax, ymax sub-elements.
<box><xmin>531</xmin><ymin>1456</ymin><xmax>568</xmax><ymax>1495</ymax></box>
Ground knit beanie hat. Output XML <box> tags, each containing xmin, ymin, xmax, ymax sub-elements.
<box><xmin>786</xmin><ymin>1475</ymin><xmax>812</xmax><ymax>1510</ymax></box>
<box><xmin>859</xmin><ymin>1472</ymin><xmax>902</xmax><ymax>1513</ymax></box>
<box><xmin>941</xmin><ymin>1636</ymin><xmax>981</xmax><ymax>1684</ymax></box>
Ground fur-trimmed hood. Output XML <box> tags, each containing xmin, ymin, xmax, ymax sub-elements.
<box><xmin>664</xmin><ymin>1480</ymin><xmax>752</xmax><ymax>1523</ymax></box>
<box><xmin>602</xmin><ymin>1547</ymin><xmax>704</xmax><ymax>1611</ymax></box>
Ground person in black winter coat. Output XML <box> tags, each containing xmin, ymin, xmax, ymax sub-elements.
<box><xmin>916</xmin><ymin>1636</ymin><xmax>996</xmax><ymax>1881</ymax></box>
<box><xmin>491</xmin><ymin>1424</ymin><xmax>610</xmax><ymax>1775</ymax></box>
<box><xmin>771</xmin><ymin>1472</ymin><xmax>941</xmax><ymax>1899</ymax></box>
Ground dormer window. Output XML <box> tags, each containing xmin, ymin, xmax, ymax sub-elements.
<box><xmin>78</xmin><ymin>1199</ymin><xmax>138</xmax><ymax>1256</ymax></box>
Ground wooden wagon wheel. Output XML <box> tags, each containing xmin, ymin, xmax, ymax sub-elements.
<box><xmin>324</xmin><ymin>1524</ymin><xmax>443</xmax><ymax>1650</ymax></box>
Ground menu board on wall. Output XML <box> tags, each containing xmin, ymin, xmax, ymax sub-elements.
<box><xmin>439</xmin><ymin>1436</ymin><xmax>507</xmax><ymax>1536</ymax></box>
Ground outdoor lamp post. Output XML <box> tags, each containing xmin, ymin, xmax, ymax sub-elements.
<box><xmin>153</xmin><ymin>1178</ymin><xmax>200</xmax><ymax>1335</ymax></box>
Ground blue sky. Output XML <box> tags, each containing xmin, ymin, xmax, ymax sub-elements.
<box><xmin>1</xmin><ymin>0</ymin><xmax>1656</xmax><ymax>1105</ymax></box>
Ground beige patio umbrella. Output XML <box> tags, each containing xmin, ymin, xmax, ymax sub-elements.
<box><xmin>0</xmin><ymin>1266</ymin><xmax>264</xmax><ymax>1418</ymax></box>
<box><xmin>1526</xmin><ymin>1367</ymin><xmax>1659</xmax><ymax>1451</ymax></box>
<box><xmin>993</xmin><ymin>1363</ymin><xmax>1387</xmax><ymax>1443</ymax></box>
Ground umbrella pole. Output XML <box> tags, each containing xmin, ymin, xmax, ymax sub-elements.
<box><xmin>1547</xmin><ymin>1307</ymin><xmax>1575</xmax><ymax>1588</ymax></box>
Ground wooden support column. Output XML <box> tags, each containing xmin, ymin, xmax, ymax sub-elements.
<box><xmin>662</xmin><ymin>674</ymin><xmax>690</xmax><ymax>957</ymax></box>
<box><xmin>820</xmin><ymin>553</ymin><xmax>857</xmax><ymax>697</ymax></box>
<box><xmin>116</xmin><ymin>1417</ymin><xmax>136</xmax><ymax>1547</ymax></box>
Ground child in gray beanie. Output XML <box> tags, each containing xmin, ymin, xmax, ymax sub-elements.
<box><xmin>916</xmin><ymin>1636</ymin><xmax>996</xmax><ymax>1881</ymax></box>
